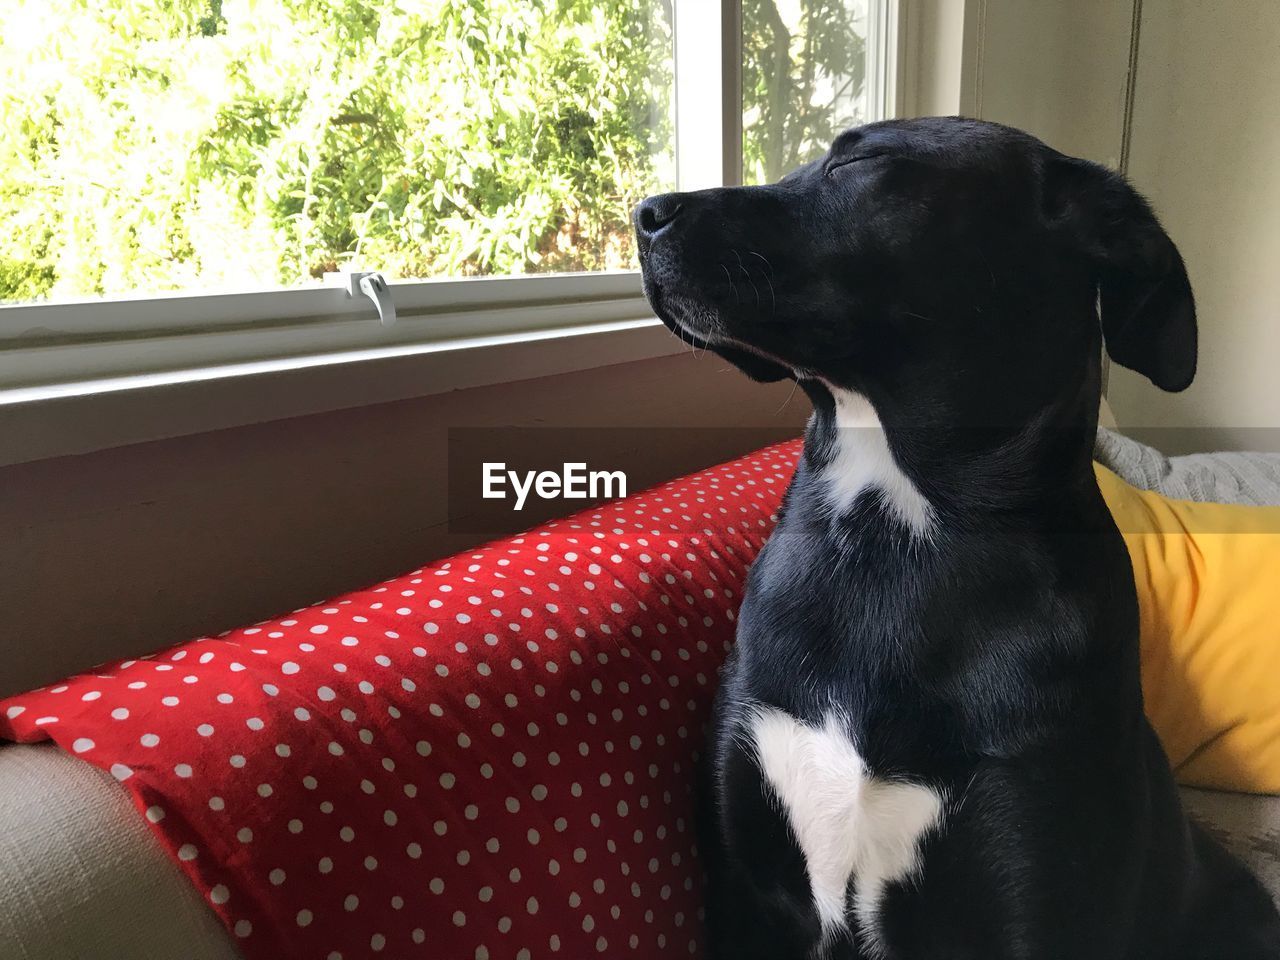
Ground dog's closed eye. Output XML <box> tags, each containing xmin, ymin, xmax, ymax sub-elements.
<box><xmin>824</xmin><ymin>153</ymin><xmax>888</xmax><ymax>177</ymax></box>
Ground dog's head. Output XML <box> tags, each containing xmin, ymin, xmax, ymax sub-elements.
<box><xmin>635</xmin><ymin>117</ymin><xmax>1195</xmax><ymax>434</ymax></box>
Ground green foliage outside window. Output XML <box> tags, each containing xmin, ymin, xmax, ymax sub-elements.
<box><xmin>742</xmin><ymin>0</ymin><xmax>867</xmax><ymax>186</ymax></box>
<box><xmin>0</xmin><ymin>0</ymin><xmax>865</xmax><ymax>304</ymax></box>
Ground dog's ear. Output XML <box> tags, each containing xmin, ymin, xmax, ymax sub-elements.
<box><xmin>1045</xmin><ymin>155</ymin><xmax>1197</xmax><ymax>392</ymax></box>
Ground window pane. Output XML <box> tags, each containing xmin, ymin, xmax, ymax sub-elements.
<box><xmin>742</xmin><ymin>0</ymin><xmax>873</xmax><ymax>186</ymax></box>
<box><xmin>0</xmin><ymin>1</ymin><xmax>674</xmax><ymax>305</ymax></box>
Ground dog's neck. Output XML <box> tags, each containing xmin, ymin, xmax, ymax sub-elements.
<box><xmin>810</xmin><ymin>386</ymin><xmax>937</xmax><ymax>538</ymax></box>
<box><xmin>743</xmin><ymin>374</ymin><xmax>1129</xmax><ymax>725</ymax></box>
<box><xmin>796</xmin><ymin>377</ymin><xmax>1101</xmax><ymax>544</ymax></box>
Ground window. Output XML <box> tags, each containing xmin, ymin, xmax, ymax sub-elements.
<box><xmin>0</xmin><ymin>0</ymin><xmax>895</xmax><ymax>399</ymax></box>
<box><xmin>742</xmin><ymin>0</ymin><xmax>893</xmax><ymax>185</ymax></box>
<box><xmin>0</xmin><ymin>0</ymin><xmax>675</xmax><ymax>303</ymax></box>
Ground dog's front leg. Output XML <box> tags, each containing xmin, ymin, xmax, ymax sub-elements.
<box><xmin>697</xmin><ymin>734</ymin><xmax>839</xmax><ymax>959</ymax></box>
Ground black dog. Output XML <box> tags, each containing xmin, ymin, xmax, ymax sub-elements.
<box><xmin>635</xmin><ymin>118</ymin><xmax>1280</xmax><ymax>959</ymax></box>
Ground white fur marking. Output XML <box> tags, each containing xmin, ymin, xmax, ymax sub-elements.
<box><xmin>749</xmin><ymin>707</ymin><xmax>944</xmax><ymax>952</ymax></box>
<box><xmin>822</xmin><ymin>388</ymin><xmax>935</xmax><ymax>536</ymax></box>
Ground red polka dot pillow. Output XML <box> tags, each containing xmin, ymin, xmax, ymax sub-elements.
<box><xmin>0</xmin><ymin>440</ymin><xmax>801</xmax><ymax>960</ymax></box>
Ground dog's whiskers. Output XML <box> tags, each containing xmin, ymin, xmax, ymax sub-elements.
<box><xmin>660</xmin><ymin>315</ymin><xmax>697</xmax><ymax>359</ymax></box>
<box><xmin>775</xmin><ymin>376</ymin><xmax>801</xmax><ymax>413</ymax></box>
<box><xmin>720</xmin><ymin>264</ymin><xmax>740</xmax><ymax>305</ymax></box>
<box><xmin>759</xmin><ymin>270</ymin><xmax>777</xmax><ymax>319</ymax></box>
<box><xmin>732</xmin><ymin>250</ymin><xmax>761</xmax><ymax>309</ymax></box>
<box><xmin>747</xmin><ymin>250</ymin><xmax>773</xmax><ymax>277</ymax></box>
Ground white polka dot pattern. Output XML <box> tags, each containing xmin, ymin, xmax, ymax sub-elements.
<box><xmin>0</xmin><ymin>441</ymin><xmax>800</xmax><ymax>959</ymax></box>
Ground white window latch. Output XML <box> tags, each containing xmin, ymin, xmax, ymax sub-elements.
<box><xmin>341</xmin><ymin>270</ymin><xmax>397</xmax><ymax>327</ymax></box>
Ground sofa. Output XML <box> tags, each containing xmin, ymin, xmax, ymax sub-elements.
<box><xmin>1</xmin><ymin>439</ymin><xmax>1277</xmax><ymax>959</ymax></box>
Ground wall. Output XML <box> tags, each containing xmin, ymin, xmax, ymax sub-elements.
<box><xmin>0</xmin><ymin>355</ymin><xmax>809</xmax><ymax>697</ymax></box>
<box><xmin>1106</xmin><ymin>0</ymin><xmax>1280</xmax><ymax>450</ymax></box>
<box><xmin>904</xmin><ymin>0</ymin><xmax>1135</xmax><ymax>166</ymax></box>
<box><xmin>963</xmin><ymin>0</ymin><xmax>1135</xmax><ymax>167</ymax></box>
<box><xmin>899</xmin><ymin>0</ymin><xmax>969</xmax><ymax>117</ymax></box>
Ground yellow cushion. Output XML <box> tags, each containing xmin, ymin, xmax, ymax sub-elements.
<box><xmin>1096</xmin><ymin>463</ymin><xmax>1280</xmax><ymax>794</ymax></box>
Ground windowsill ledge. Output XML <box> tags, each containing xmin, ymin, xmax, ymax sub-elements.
<box><xmin>0</xmin><ymin>316</ymin><xmax>683</xmax><ymax>468</ymax></box>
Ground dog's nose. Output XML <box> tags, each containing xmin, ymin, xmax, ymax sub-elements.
<box><xmin>634</xmin><ymin>194</ymin><xmax>685</xmax><ymax>243</ymax></box>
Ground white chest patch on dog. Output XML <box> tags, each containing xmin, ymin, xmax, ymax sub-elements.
<box><xmin>748</xmin><ymin>707</ymin><xmax>945</xmax><ymax>953</ymax></box>
<box><xmin>822</xmin><ymin>387</ymin><xmax>935</xmax><ymax>537</ymax></box>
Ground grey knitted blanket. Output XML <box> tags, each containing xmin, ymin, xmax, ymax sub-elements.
<box><xmin>1095</xmin><ymin>427</ymin><xmax>1280</xmax><ymax>506</ymax></box>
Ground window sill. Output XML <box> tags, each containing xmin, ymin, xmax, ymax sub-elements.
<box><xmin>0</xmin><ymin>315</ymin><xmax>683</xmax><ymax>468</ymax></box>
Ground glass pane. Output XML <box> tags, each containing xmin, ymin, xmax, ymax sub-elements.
<box><xmin>742</xmin><ymin>0</ymin><xmax>873</xmax><ymax>186</ymax></box>
<box><xmin>0</xmin><ymin>0</ymin><xmax>675</xmax><ymax>305</ymax></box>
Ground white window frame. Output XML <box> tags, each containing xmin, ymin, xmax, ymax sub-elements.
<box><xmin>0</xmin><ymin>270</ymin><xmax>658</xmax><ymax>401</ymax></box>
<box><xmin>0</xmin><ymin>0</ymin><xmax>900</xmax><ymax>449</ymax></box>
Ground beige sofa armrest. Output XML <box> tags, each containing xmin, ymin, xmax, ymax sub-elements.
<box><xmin>0</xmin><ymin>744</ymin><xmax>239</xmax><ymax>960</ymax></box>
